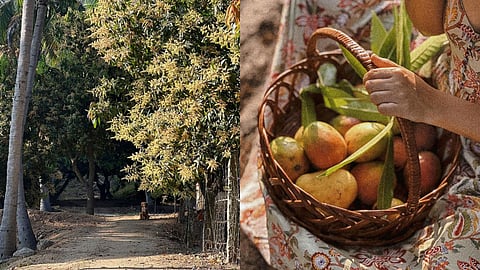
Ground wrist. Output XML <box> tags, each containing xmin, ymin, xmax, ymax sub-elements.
<box><xmin>415</xmin><ymin>78</ymin><xmax>441</xmax><ymax>124</ymax></box>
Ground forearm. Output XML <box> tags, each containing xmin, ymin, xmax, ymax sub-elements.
<box><xmin>405</xmin><ymin>0</ymin><xmax>445</xmax><ymax>36</ymax></box>
<box><xmin>420</xmin><ymin>84</ymin><xmax>480</xmax><ymax>142</ymax></box>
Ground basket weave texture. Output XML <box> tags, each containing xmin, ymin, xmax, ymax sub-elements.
<box><xmin>258</xmin><ymin>28</ymin><xmax>461</xmax><ymax>246</ymax></box>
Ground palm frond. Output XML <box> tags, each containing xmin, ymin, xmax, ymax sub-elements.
<box><xmin>0</xmin><ymin>1</ymin><xmax>15</xmax><ymax>44</ymax></box>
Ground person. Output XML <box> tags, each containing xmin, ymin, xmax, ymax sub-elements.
<box><xmin>241</xmin><ymin>0</ymin><xmax>480</xmax><ymax>268</ymax></box>
<box><xmin>364</xmin><ymin>0</ymin><xmax>480</xmax><ymax>142</ymax></box>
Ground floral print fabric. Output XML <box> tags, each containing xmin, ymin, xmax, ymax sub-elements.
<box><xmin>270</xmin><ymin>0</ymin><xmax>400</xmax><ymax>78</ymax></box>
<box><xmin>240</xmin><ymin>0</ymin><xmax>480</xmax><ymax>269</ymax></box>
<box><xmin>444</xmin><ymin>0</ymin><xmax>480</xmax><ymax>103</ymax></box>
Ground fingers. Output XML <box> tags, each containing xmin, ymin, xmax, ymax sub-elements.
<box><xmin>376</xmin><ymin>102</ymin><xmax>398</xmax><ymax>116</ymax></box>
<box><xmin>369</xmin><ymin>89</ymin><xmax>395</xmax><ymax>105</ymax></box>
<box><xmin>368</xmin><ymin>88</ymin><xmax>403</xmax><ymax>117</ymax></box>
<box><xmin>363</xmin><ymin>67</ymin><xmax>397</xmax><ymax>85</ymax></box>
<box><xmin>363</xmin><ymin>54</ymin><xmax>403</xmax><ymax>83</ymax></box>
<box><xmin>363</xmin><ymin>73</ymin><xmax>397</xmax><ymax>94</ymax></box>
<box><xmin>370</xmin><ymin>54</ymin><xmax>399</xmax><ymax>68</ymax></box>
<box><xmin>361</xmin><ymin>55</ymin><xmax>419</xmax><ymax>119</ymax></box>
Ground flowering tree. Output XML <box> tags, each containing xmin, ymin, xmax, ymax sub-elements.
<box><xmin>87</xmin><ymin>0</ymin><xmax>239</xmax><ymax>254</ymax></box>
<box><xmin>88</xmin><ymin>0</ymin><xmax>239</xmax><ymax>200</ymax></box>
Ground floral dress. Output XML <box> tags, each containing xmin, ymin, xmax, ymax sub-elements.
<box><xmin>240</xmin><ymin>0</ymin><xmax>480</xmax><ymax>269</ymax></box>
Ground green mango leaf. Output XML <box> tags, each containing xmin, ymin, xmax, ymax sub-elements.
<box><xmin>394</xmin><ymin>4</ymin><xmax>403</xmax><ymax>66</ymax></box>
<box><xmin>351</xmin><ymin>84</ymin><xmax>370</xmax><ymax>100</ymax></box>
<box><xmin>339</xmin><ymin>45</ymin><xmax>367</xmax><ymax>78</ymax></box>
<box><xmin>299</xmin><ymin>84</ymin><xmax>322</xmax><ymax>127</ymax></box>
<box><xmin>376</xmin><ymin>124</ymin><xmax>395</xmax><ymax>210</ymax></box>
<box><xmin>319</xmin><ymin>86</ymin><xmax>351</xmax><ymax>111</ymax></box>
<box><xmin>321</xmin><ymin>95</ymin><xmax>389</xmax><ymax>124</ymax></box>
<box><xmin>395</xmin><ymin>1</ymin><xmax>412</xmax><ymax>68</ymax></box>
<box><xmin>335</xmin><ymin>79</ymin><xmax>356</xmax><ymax>96</ymax></box>
<box><xmin>370</xmin><ymin>12</ymin><xmax>388</xmax><ymax>54</ymax></box>
<box><xmin>320</xmin><ymin>85</ymin><xmax>353</xmax><ymax>99</ymax></box>
<box><xmin>378</xmin><ymin>28</ymin><xmax>397</xmax><ymax>62</ymax></box>
<box><xmin>410</xmin><ymin>34</ymin><xmax>448</xmax><ymax>71</ymax></box>
<box><xmin>337</xmin><ymin>101</ymin><xmax>390</xmax><ymax>124</ymax></box>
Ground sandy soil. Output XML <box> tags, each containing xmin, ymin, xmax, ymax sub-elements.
<box><xmin>1</xmin><ymin>209</ymin><xmax>238</xmax><ymax>270</ymax></box>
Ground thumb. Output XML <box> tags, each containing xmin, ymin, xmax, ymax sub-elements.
<box><xmin>370</xmin><ymin>54</ymin><xmax>400</xmax><ymax>68</ymax></box>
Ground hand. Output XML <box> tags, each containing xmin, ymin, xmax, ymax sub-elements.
<box><xmin>365</xmin><ymin>55</ymin><xmax>480</xmax><ymax>142</ymax></box>
<box><xmin>363</xmin><ymin>54</ymin><xmax>429</xmax><ymax>122</ymax></box>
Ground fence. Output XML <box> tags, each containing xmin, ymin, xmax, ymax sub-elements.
<box><xmin>196</xmin><ymin>157</ymin><xmax>240</xmax><ymax>264</ymax></box>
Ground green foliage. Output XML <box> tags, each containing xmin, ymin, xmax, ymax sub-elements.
<box><xmin>88</xmin><ymin>0</ymin><xmax>239</xmax><ymax>196</ymax></box>
<box><xmin>0</xmin><ymin>1</ymin><xmax>19</xmax><ymax>45</ymax></box>
<box><xmin>112</xmin><ymin>181</ymin><xmax>137</xmax><ymax>200</ymax></box>
<box><xmin>30</xmin><ymin>9</ymin><xmax>103</xmax><ymax>157</ymax></box>
<box><xmin>19</xmin><ymin>7</ymin><xmax>133</xmax><ymax>202</ymax></box>
<box><xmin>410</xmin><ymin>34</ymin><xmax>448</xmax><ymax>71</ymax></box>
<box><xmin>0</xmin><ymin>46</ymin><xmax>15</xmax><ymax>196</ymax></box>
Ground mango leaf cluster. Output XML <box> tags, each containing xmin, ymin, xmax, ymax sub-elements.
<box><xmin>88</xmin><ymin>0</ymin><xmax>239</xmax><ymax>194</ymax></box>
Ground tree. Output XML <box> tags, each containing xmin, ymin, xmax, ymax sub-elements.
<box><xmin>88</xmin><ymin>0</ymin><xmax>239</xmax><ymax>200</ymax></box>
<box><xmin>16</xmin><ymin>0</ymin><xmax>48</xmax><ymax>251</ymax></box>
<box><xmin>28</xmin><ymin>6</ymin><xmax>133</xmax><ymax>215</ymax></box>
<box><xmin>0</xmin><ymin>0</ymin><xmax>49</xmax><ymax>253</ymax></box>
<box><xmin>88</xmin><ymin>0</ymin><xmax>239</xmax><ymax>256</ymax></box>
<box><xmin>0</xmin><ymin>0</ymin><xmax>36</xmax><ymax>259</ymax></box>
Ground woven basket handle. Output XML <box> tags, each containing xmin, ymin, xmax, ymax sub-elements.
<box><xmin>306</xmin><ymin>27</ymin><xmax>421</xmax><ymax>215</ymax></box>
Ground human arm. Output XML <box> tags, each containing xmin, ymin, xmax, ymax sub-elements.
<box><xmin>363</xmin><ymin>54</ymin><xmax>480</xmax><ymax>142</ymax></box>
<box><xmin>405</xmin><ymin>0</ymin><xmax>445</xmax><ymax>36</ymax></box>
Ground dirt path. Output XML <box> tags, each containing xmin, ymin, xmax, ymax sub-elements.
<box><xmin>1</xmin><ymin>211</ymin><xmax>236</xmax><ymax>270</ymax></box>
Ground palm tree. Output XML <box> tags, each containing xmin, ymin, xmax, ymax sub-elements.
<box><xmin>0</xmin><ymin>0</ymin><xmax>49</xmax><ymax>253</ymax></box>
<box><xmin>16</xmin><ymin>0</ymin><xmax>49</xmax><ymax>250</ymax></box>
<box><xmin>0</xmin><ymin>0</ymin><xmax>36</xmax><ymax>259</ymax></box>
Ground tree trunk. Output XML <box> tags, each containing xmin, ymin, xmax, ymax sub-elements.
<box><xmin>177</xmin><ymin>198</ymin><xmax>186</xmax><ymax>224</ymax></box>
<box><xmin>71</xmin><ymin>157</ymin><xmax>85</xmax><ymax>184</ymax></box>
<box><xmin>86</xmin><ymin>144</ymin><xmax>96</xmax><ymax>215</ymax></box>
<box><xmin>201</xmin><ymin>173</ymin><xmax>217</xmax><ymax>251</ymax></box>
<box><xmin>0</xmin><ymin>0</ymin><xmax>35</xmax><ymax>259</ymax></box>
<box><xmin>16</xmin><ymin>169</ymin><xmax>36</xmax><ymax>250</ymax></box>
<box><xmin>39</xmin><ymin>178</ymin><xmax>52</xmax><ymax>212</ymax></box>
<box><xmin>70</xmin><ymin>157</ymin><xmax>89</xmax><ymax>211</ymax></box>
<box><xmin>16</xmin><ymin>0</ymin><xmax>49</xmax><ymax>251</ymax></box>
<box><xmin>51</xmin><ymin>177</ymin><xmax>70</xmax><ymax>203</ymax></box>
<box><xmin>226</xmin><ymin>154</ymin><xmax>240</xmax><ymax>263</ymax></box>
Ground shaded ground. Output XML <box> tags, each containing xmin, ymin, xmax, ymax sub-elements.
<box><xmin>0</xmin><ymin>206</ymin><xmax>238</xmax><ymax>270</ymax></box>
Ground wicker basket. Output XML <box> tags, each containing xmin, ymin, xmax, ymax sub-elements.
<box><xmin>258</xmin><ymin>27</ymin><xmax>461</xmax><ymax>246</ymax></box>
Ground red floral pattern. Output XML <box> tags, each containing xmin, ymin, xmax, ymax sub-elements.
<box><xmin>457</xmin><ymin>257</ymin><xmax>480</xmax><ymax>270</ymax></box>
<box><xmin>352</xmin><ymin>249</ymin><xmax>406</xmax><ymax>269</ymax></box>
<box><xmin>444</xmin><ymin>0</ymin><xmax>480</xmax><ymax>103</ymax></box>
